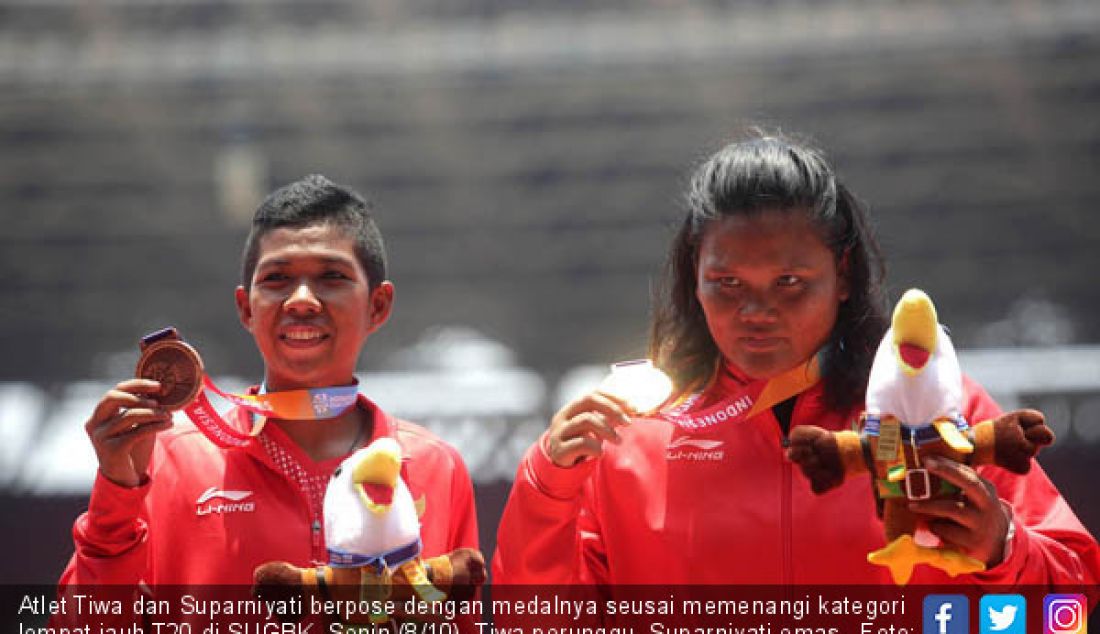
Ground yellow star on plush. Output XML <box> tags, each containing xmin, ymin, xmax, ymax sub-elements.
<box><xmin>869</xmin><ymin>535</ymin><xmax>987</xmax><ymax>584</ymax></box>
<box><xmin>867</xmin><ymin>535</ymin><xmax>924</xmax><ymax>585</ymax></box>
<box><xmin>929</xmin><ymin>548</ymin><xmax>986</xmax><ymax>578</ymax></box>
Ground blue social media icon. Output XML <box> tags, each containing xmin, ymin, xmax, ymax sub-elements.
<box><xmin>981</xmin><ymin>594</ymin><xmax>1026</xmax><ymax>634</ymax></box>
<box><xmin>924</xmin><ymin>595</ymin><xmax>969</xmax><ymax>634</ymax></box>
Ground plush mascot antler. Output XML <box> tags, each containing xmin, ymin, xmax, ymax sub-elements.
<box><xmin>254</xmin><ymin>437</ymin><xmax>485</xmax><ymax>623</ymax></box>
<box><xmin>787</xmin><ymin>289</ymin><xmax>1053</xmax><ymax>585</ymax></box>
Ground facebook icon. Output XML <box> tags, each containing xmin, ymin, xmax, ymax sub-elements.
<box><xmin>924</xmin><ymin>595</ymin><xmax>969</xmax><ymax>634</ymax></box>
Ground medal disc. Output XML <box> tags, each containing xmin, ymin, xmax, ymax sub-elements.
<box><xmin>599</xmin><ymin>359</ymin><xmax>674</xmax><ymax>414</ymax></box>
<box><xmin>135</xmin><ymin>338</ymin><xmax>204</xmax><ymax>410</ymax></box>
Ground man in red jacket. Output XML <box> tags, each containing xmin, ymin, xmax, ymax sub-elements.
<box><xmin>55</xmin><ymin>175</ymin><xmax>479</xmax><ymax>628</ymax></box>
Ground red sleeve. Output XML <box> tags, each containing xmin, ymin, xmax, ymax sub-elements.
<box><xmin>51</xmin><ymin>471</ymin><xmax>151</xmax><ymax>629</ymax></box>
<box><xmin>55</xmin><ymin>422</ymin><xmax>182</xmax><ymax>591</ymax></box>
<box><xmin>398</xmin><ymin>421</ymin><xmax>479</xmax><ymax>554</ymax></box>
<box><xmin>491</xmin><ymin>434</ymin><xmax>608</xmax><ymax>585</ymax></box>
<box><xmin>57</xmin><ymin>471</ymin><xmax>151</xmax><ymax>586</ymax></box>
<box><xmin>961</xmin><ymin>376</ymin><xmax>1100</xmax><ymax>588</ymax></box>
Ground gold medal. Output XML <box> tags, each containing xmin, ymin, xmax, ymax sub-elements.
<box><xmin>875</xmin><ymin>416</ymin><xmax>902</xmax><ymax>462</ymax></box>
<box><xmin>135</xmin><ymin>327</ymin><xmax>204</xmax><ymax>411</ymax></box>
<box><xmin>599</xmin><ymin>359</ymin><xmax>674</xmax><ymax>414</ymax></box>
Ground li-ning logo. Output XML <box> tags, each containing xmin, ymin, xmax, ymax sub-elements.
<box><xmin>196</xmin><ymin>487</ymin><xmax>256</xmax><ymax>515</ymax></box>
<box><xmin>666</xmin><ymin>436</ymin><xmax>725</xmax><ymax>461</ymax></box>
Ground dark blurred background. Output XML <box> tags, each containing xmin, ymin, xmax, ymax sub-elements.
<box><xmin>2</xmin><ymin>0</ymin><xmax>1099</xmax><ymax>584</ymax></box>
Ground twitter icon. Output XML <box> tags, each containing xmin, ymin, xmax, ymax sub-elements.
<box><xmin>981</xmin><ymin>594</ymin><xmax>1026</xmax><ymax>634</ymax></box>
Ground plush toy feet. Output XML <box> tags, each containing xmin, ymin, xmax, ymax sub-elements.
<box><xmin>867</xmin><ymin>535</ymin><xmax>984</xmax><ymax>585</ymax></box>
<box><xmin>867</xmin><ymin>535</ymin><xmax>923</xmax><ymax>585</ymax></box>
<box><xmin>930</xmin><ymin>547</ymin><xmax>986</xmax><ymax>579</ymax></box>
<box><xmin>399</xmin><ymin>558</ymin><xmax>447</xmax><ymax>603</ymax></box>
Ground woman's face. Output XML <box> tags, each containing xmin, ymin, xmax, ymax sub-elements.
<box><xmin>695</xmin><ymin>209</ymin><xmax>849</xmax><ymax>380</ymax></box>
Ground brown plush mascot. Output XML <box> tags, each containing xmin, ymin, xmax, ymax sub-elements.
<box><xmin>787</xmin><ymin>289</ymin><xmax>1053</xmax><ymax>584</ymax></box>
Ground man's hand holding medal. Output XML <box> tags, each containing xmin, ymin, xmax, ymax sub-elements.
<box><xmin>85</xmin><ymin>328</ymin><xmax>203</xmax><ymax>488</ymax></box>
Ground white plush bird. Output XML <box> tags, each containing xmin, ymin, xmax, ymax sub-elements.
<box><xmin>788</xmin><ymin>288</ymin><xmax>1054</xmax><ymax>585</ymax></box>
<box><xmin>857</xmin><ymin>289</ymin><xmax>985</xmax><ymax>582</ymax></box>
<box><xmin>323</xmin><ymin>437</ymin><xmax>444</xmax><ymax>611</ymax></box>
<box><xmin>865</xmin><ymin>289</ymin><xmax>964</xmax><ymax>431</ymax></box>
<box><xmin>325</xmin><ymin>437</ymin><xmax>422</xmax><ymax>560</ymax></box>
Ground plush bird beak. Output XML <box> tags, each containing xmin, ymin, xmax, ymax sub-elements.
<box><xmin>891</xmin><ymin>289</ymin><xmax>938</xmax><ymax>376</ymax></box>
<box><xmin>352</xmin><ymin>437</ymin><xmax>402</xmax><ymax>515</ymax></box>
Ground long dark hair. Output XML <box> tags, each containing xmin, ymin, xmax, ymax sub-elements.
<box><xmin>649</xmin><ymin>132</ymin><xmax>887</xmax><ymax>411</ymax></box>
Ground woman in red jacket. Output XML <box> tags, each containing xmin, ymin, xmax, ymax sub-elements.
<box><xmin>492</xmin><ymin>133</ymin><xmax>1100</xmax><ymax>588</ymax></box>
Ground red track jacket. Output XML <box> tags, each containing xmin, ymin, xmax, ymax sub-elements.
<box><xmin>493</xmin><ymin>367</ymin><xmax>1099</xmax><ymax>587</ymax></box>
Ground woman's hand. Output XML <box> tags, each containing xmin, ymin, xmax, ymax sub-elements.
<box><xmin>85</xmin><ymin>379</ymin><xmax>174</xmax><ymax>488</ymax></box>
<box><xmin>908</xmin><ymin>455</ymin><xmax>1011</xmax><ymax>567</ymax></box>
<box><xmin>545</xmin><ymin>391</ymin><xmax>635</xmax><ymax>468</ymax></box>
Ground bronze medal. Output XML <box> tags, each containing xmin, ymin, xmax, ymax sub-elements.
<box><xmin>136</xmin><ymin>330</ymin><xmax>204</xmax><ymax>410</ymax></box>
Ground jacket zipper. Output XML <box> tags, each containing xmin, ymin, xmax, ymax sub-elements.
<box><xmin>311</xmin><ymin>514</ymin><xmax>324</xmax><ymax>561</ymax></box>
<box><xmin>781</xmin><ymin>442</ymin><xmax>793</xmax><ymax>585</ymax></box>
<box><xmin>251</xmin><ymin>422</ymin><xmax>328</xmax><ymax>563</ymax></box>
<box><xmin>777</xmin><ymin>397</ymin><xmax>802</xmax><ymax>586</ymax></box>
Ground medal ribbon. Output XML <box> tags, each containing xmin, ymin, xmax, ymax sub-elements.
<box><xmin>660</xmin><ymin>355</ymin><xmax>821</xmax><ymax>430</ymax></box>
<box><xmin>183</xmin><ymin>376</ymin><xmax>360</xmax><ymax>449</ymax></box>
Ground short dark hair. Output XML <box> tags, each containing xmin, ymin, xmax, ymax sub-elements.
<box><xmin>240</xmin><ymin>174</ymin><xmax>387</xmax><ymax>290</ymax></box>
<box><xmin>649</xmin><ymin>132</ymin><xmax>888</xmax><ymax>411</ymax></box>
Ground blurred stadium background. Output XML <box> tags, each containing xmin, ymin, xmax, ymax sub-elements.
<box><xmin>1</xmin><ymin>0</ymin><xmax>1099</xmax><ymax>584</ymax></box>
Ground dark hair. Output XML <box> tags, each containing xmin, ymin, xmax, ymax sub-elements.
<box><xmin>240</xmin><ymin>174</ymin><xmax>387</xmax><ymax>290</ymax></box>
<box><xmin>649</xmin><ymin>133</ymin><xmax>887</xmax><ymax>411</ymax></box>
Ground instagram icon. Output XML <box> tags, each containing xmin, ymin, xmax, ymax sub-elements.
<box><xmin>1045</xmin><ymin>594</ymin><xmax>1087</xmax><ymax>634</ymax></box>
